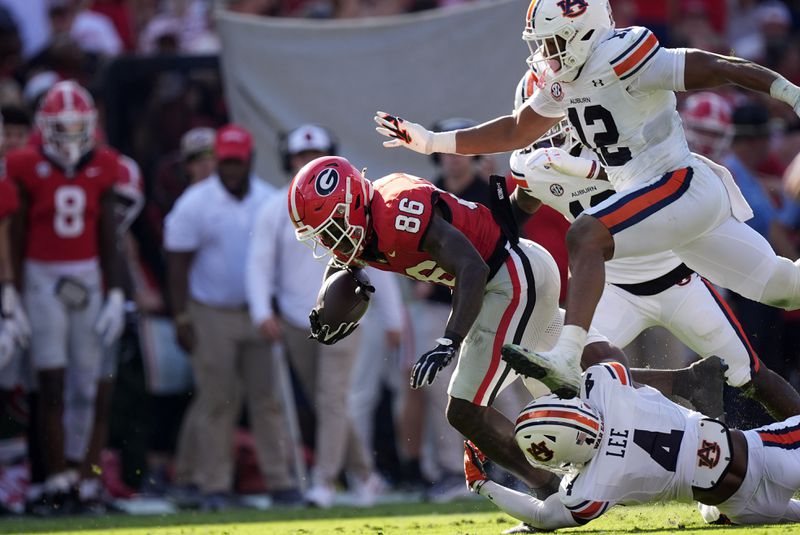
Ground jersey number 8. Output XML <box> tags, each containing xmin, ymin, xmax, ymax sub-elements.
<box><xmin>395</xmin><ymin>198</ymin><xmax>425</xmax><ymax>233</ymax></box>
<box><xmin>54</xmin><ymin>185</ymin><xmax>86</xmax><ymax>238</ymax></box>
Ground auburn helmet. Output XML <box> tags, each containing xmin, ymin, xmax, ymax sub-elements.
<box><xmin>515</xmin><ymin>394</ymin><xmax>603</xmax><ymax>472</ymax></box>
<box><xmin>681</xmin><ymin>92</ymin><xmax>733</xmax><ymax>161</ymax></box>
<box><xmin>514</xmin><ymin>68</ymin><xmax>572</xmax><ymax>149</ymax></box>
<box><xmin>523</xmin><ymin>0</ymin><xmax>614</xmax><ymax>82</ymax></box>
<box><xmin>36</xmin><ymin>81</ymin><xmax>97</xmax><ymax>168</ymax></box>
<box><xmin>288</xmin><ymin>156</ymin><xmax>373</xmax><ymax>267</ymax></box>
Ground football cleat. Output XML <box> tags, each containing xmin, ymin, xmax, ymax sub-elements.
<box><xmin>501</xmin><ymin>343</ymin><xmax>581</xmax><ymax>398</ymax></box>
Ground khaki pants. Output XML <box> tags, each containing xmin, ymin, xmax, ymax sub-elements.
<box><xmin>282</xmin><ymin>321</ymin><xmax>373</xmax><ymax>486</ymax></box>
<box><xmin>181</xmin><ymin>301</ymin><xmax>294</xmax><ymax>493</ymax></box>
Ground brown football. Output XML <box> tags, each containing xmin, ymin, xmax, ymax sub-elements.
<box><xmin>316</xmin><ymin>270</ymin><xmax>371</xmax><ymax>326</ymax></box>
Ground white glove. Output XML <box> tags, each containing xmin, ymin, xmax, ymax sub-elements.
<box><xmin>95</xmin><ymin>288</ymin><xmax>125</xmax><ymax>346</ymax></box>
<box><xmin>1</xmin><ymin>284</ymin><xmax>30</xmax><ymax>349</ymax></box>
<box><xmin>374</xmin><ymin>112</ymin><xmax>438</xmax><ymax>154</ymax></box>
<box><xmin>529</xmin><ymin>147</ymin><xmax>600</xmax><ymax>179</ymax></box>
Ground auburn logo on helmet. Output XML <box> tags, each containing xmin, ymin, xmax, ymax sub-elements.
<box><xmin>527</xmin><ymin>441</ymin><xmax>555</xmax><ymax>462</ymax></box>
<box><xmin>315</xmin><ymin>168</ymin><xmax>339</xmax><ymax>196</ymax></box>
<box><xmin>557</xmin><ymin>0</ymin><xmax>588</xmax><ymax>18</ymax></box>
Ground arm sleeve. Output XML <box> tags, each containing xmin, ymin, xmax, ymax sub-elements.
<box><xmin>628</xmin><ymin>47</ymin><xmax>687</xmax><ymax>92</ymax></box>
<box><xmin>245</xmin><ymin>199</ymin><xmax>279</xmax><ymax>325</ymax></box>
<box><xmin>367</xmin><ymin>269</ymin><xmax>405</xmax><ymax>331</ymax></box>
<box><xmin>477</xmin><ymin>482</ymin><xmax>578</xmax><ymax>530</ymax></box>
<box><xmin>528</xmin><ymin>92</ymin><xmax>565</xmax><ymax>119</ymax></box>
<box><xmin>163</xmin><ymin>192</ymin><xmax>201</xmax><ymax>253</ymax></box>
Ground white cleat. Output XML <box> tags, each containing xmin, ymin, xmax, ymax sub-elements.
<box><xmin>501</xmin><ymin>344</ymin><xmax>582</xmax><ymax>398</ymax></box>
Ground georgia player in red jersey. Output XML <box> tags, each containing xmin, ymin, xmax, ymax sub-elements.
<box><xmin>6</xmin><ymin>81</ymin><xmax>124</xmax><ymax>514</ymax></box>
<box><xmin>289</xmin><ymin>155</ymin><xmax>591</xmax><ymax>494</ymax></box>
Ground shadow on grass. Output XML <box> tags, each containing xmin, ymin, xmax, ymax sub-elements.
<box><xmin>0</xmin><ymin>500</ymin><xmax>497</xmax><ymax>534</ymax></box>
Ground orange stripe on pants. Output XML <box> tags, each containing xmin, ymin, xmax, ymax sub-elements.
<box><xmin>598</xmin><ymin>168</ymin><xmax>689</xmax><ymax>230</ymax></box>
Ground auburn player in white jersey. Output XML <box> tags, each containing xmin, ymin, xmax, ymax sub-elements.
<box><xmin>374</xmin><ymin>0</ymin><xmax>800</xmax><ymax>415</ymax></box>
<box><xmin>465</xmin><ymin>346</ymin><xmax>800</xmax><ymax>529</ymax></box>
<box><xmin>507</xmin><ymin>69</ymin><xmax>796</xmax><ymax>419</ymax></box>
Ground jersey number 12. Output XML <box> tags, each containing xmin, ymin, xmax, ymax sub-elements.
<box><xmin>567</xmin><ymin>105</ymin><xmax>632</xmax><ymax>167</ymax></box>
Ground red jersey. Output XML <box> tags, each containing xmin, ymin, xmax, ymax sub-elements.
<box><xmin>0</xmin><ymin>176</ymin><xmax>19</xmax><ymax>218</ymax></box>
<box><xmin>361</xmin><ymin>173</ymin><xmax>502</xmax><ymax>287</ymax></box>
<box><xmin>6</xmin><ymin>146</ymin><xmax>118</xmax><ymax>262</ymax></box>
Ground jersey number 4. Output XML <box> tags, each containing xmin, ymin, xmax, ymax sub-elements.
<box><xmin>567</xmin><ymin>105</ymin><xmax>632</xmax><ymax>167</ymax></box>
<box><xmin>633</xmin><ymin>428</ymin><xmax>684</xmax><ymax>472</ymax></box>
<box><xmin>54</xmin><ymin>185</ymin><xmax>87</xmax><ymax>238</ymax></box>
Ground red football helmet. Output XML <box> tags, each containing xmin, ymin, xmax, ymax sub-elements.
<box><xmin>36</xmin><ymin>80</ymin><xmax>97</xmax><ymax>167</ymax></box>
<box><xmin>682</xmin><ymin>92</ymin><xmax>733</xmax><ymax>161</ymax></box>
<box><xmin>115</xmin><ymin>154</ymin><xmax>144</xmax><ymax>232</ymax></box>
<box><xmin>288</xmin><ymin>156</ymin><xmax>373</xmax><ymax>267</ymax></box>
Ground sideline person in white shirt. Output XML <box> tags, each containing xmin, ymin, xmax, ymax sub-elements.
<box><xmin>165</xmin><ymin>125</ymin><xmax>300</xmax><ymax>509</ymax></box>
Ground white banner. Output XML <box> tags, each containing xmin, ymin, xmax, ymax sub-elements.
<box><xmin>217</xmin><ymin>0</ymin><xmax>531</xmax><ymax>185</ymax></box>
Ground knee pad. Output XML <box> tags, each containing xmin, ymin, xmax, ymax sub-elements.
<box><xmin>761</xmin><ymin>257</ymin><xmax>800</xmax><ymax>310</ymax></box>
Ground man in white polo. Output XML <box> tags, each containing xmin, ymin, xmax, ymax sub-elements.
<box><xmin>165</xmin><ymin>125</ymin><xmax>300</xmax><ymax>510</ymax></box>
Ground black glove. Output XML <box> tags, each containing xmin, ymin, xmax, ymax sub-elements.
<box><xmin>410</xmin><ymin>337</ymin><xmax>460</xmax><ymax>389</ymax></box>
<box><xmin>309</xmin><ymin>308</ymin><xmax>359</xmax><ymax>345</ymax></box>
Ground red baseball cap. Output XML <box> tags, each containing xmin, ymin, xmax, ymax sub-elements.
<box><xmin>215</xmin><ymin>124</ymin><xmax>253</xmax><ymax>161</ymax></box>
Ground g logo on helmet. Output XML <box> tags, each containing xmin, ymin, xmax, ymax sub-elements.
<box><xmin>315</xmin><ymin>168</ymin><xmax>339</xmax><ymax>196</ymax></box>
<box><xmin>557</xmin><ymin>0</ymin><xmax>588</xmax><ymax>18</ymax></box>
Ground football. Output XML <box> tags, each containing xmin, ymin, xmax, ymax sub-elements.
<box><xmin>315</xmin><ymin>269</ymin><xmax>371</xmax><ymax>327</ymax></box>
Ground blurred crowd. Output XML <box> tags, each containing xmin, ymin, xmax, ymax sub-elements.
<box><xmin>0</xmin><ymin>0</ymin><xmax>799</xmax><ymax>518</ymax></box>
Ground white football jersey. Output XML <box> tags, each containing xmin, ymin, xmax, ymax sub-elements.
<box><xmin>509</xmin><ymin>147</ymin><xmax>682</xmax><ymax>284</ymax></box>
<box><xmin>558</xmin><ymin>363</ymin><xmax>703</xmax><ymax>523</ymax></box>
<box><xmin>530</xmin><ymin>26</ymin><xmax>692</xmax><ymax>193</ymax></box>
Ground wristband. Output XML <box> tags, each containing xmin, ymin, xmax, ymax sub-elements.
<box><xmin>770</xmin><ymin>76</ymin><xmax>800</xmax><ymax>107</ymax></box>
<box><xmin>430</xmin><ymin>131</ymin><xmax>457</xmax><ymax>154</ymax></box>
<box><xmin>444</xmin><ymin>330</ymin><xmax>465</xmax><ymax>346</ymax></box>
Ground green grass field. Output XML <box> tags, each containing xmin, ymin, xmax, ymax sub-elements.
<box><xmin>0</xmin><ymin>501</ymin><xmax>795</xmax><ymax>535</ymax></box>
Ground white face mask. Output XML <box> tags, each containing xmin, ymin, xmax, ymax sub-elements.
<box><xmin>43</xmin><ymin>115</ymin><xmax>95</xmax><ymax>167</ymax></box>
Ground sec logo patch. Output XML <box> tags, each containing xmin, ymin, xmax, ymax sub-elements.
<box><xmin>550</xmin><ymin>184</ymin><xmax>564</xmax><ymax>196</ymax></box>
<box><xmin>551</xmin><ymin>82</ymin><xmax>564</xmax><ymax>102</ymax></box>
<box><xmin>315</xmin><ymin>168</ymin><xmax>339</xmax><ymax>196</ymax></box>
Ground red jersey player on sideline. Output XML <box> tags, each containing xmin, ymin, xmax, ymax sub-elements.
<box><xmin>288</xmin><ymin>155</ymin><xmax>622</xmax><ymax>496</ymax></box>
<box><xmin>6</xmin><ymin>81</ymin><xmax>124</xmax><ymax>515</ymax></box>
